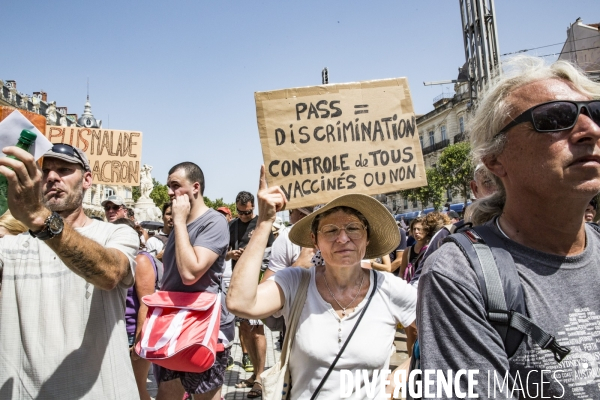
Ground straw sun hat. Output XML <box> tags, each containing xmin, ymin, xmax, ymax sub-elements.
<box><xmin>288</xmin><ymin>194</ymin><xmax>400</xmax><ymax>259</ymax></box>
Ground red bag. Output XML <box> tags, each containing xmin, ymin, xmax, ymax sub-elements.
<box><xmin>135</xmin><ymin>291</ymin><xmax>224</xmax><ymax>373</ymax></box>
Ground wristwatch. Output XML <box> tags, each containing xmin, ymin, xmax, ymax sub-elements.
<box><xmin>29</xmin><ymin>212</ymin><xmax>64</xmax><ymax>241</ymax></box>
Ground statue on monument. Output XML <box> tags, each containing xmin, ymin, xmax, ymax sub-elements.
<box><xmin>134</xmin><ymin>164</ymin><xmax>162</xmax><ymax>222</ymax></box>
<box><xmin>140</xmin><ymin>164</ymin><xmax>154</xmax><ymax>199</ymax></box>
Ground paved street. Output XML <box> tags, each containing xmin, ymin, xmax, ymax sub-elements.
<box><xmin>146</xmin><ymin>326</ymin><xmax>408</xmax><ymax>399</ymax></box>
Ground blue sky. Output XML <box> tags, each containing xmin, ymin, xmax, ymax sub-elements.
<box><xmin>3</xmin><ymin>1</ymin><xmax>598</xmax><ymax>203</ymax></box>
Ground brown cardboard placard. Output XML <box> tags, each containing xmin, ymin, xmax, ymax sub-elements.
<box><xmin>45</xmin><ymin>126</ymin><xmax>143</xmax><ymax>186</ymax></box>
<box><xmin>255</xmin><ymin>78</ymin><xmax>427</xmax><ymax>208</ymax></box>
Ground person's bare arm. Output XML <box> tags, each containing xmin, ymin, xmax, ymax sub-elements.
<box><xmin>390</xmin><ymin>250</ymin><xmax>404</xmax><ymax>273</ymax></box>
<box><xmin>132</xmin><ymin>253</ymin><xmax>157</xmax><ymax>359</ymax></box>
<box><xmin>227</xmin><ymin>166</ymin><xmax>287</xmax><ymax>319</ymax></box>
<box><xmin>399</xmin><ymin>248</ymin><xmax>410</xmax><ymax>280</ymax></box>
<box><xmin>0</xmin><ymin>147</ymin><xmax>131</xmax><ymax>291</ymax></box>
<box><xmin>370</xmin><ymin>254</ymin><xmax>392</xmax><ymax>272</ymax></box>
<box><xmin>45</xmin><ymin>225</ymin><xmax>132</xmax><ymax>290</ymax></box>
<box><xmin>171</xmin><ymin>194</ymin><xmax>219</xmax><ymax>285</ymax></box>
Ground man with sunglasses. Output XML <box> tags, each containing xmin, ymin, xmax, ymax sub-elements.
<box><xmin>102</xmin><ymin>195</ymin><xmax>129</xmax><ymax>222</ymax></box>
<box><xmin>417</xmin><ymin>57</ymin><xmax>600</xmax><ymax>398</ymax></box>
<box><xmin>0</xmin><ymin>143</ymin><xmax>139</xmax><ymax>399</ymax></box>
<box><xmin>226</xmin><ymin>191</ymin><xmax>274</xmax><ymax>396</ymax></box>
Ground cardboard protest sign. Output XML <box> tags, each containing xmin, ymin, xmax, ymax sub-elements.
<box><xmin>45</xmin><ymin>126</ymin><xmax>143</xmax><ymax>186</ymax></box>
<box><xmin>255</xmin><ymin>78</ymin><xmax>426</xmax><ymax>208</ymax></box>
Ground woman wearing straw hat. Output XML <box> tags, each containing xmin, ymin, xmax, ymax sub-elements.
<box><xmin>227</xmin><ymin>167</ymin><xmax>417</xmax><ymax>399</ymax></box>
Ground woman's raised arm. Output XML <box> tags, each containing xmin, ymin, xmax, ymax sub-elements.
<box><xmin>226</xmin><ymin>165</ymin><xmax>288</xmax><ymax>319</ymax></box>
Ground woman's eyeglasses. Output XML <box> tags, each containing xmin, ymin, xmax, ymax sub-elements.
<box><xmin>318</xmin><ymin>222</ymin><xmax>366</xmax><ymax>241</ymax></box>
<box><xmin>498</xmin><ymin>100</ymin><xmax>600</xmax><ymax>136</ymax></box>
<box><xmin>237</xmin><ymin>209</ymin><xmax>253</xmax><ymax>216</ymax></box>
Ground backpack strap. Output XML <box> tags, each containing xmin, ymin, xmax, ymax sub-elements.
<box><xmin>445</xmin><ymin>226</ymin><xmax>571</xmax><ymax>362</ymax></box>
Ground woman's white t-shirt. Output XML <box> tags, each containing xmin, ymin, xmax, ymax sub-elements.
<box><xmin>274</xmin><ymin>266</ymin><xmax>417</xmax><ymax>399</ymax></box>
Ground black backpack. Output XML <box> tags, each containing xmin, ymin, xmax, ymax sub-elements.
<box><xmin>408</xmin><ymin>224</ymin><xmax>573</xmax><ymax>399</ymax></box>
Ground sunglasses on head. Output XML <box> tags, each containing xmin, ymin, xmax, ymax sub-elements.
<box><xmin>498</xmin><ymin>100</ymin><xmax>600</xmax><ymax>136</ymax></box>
<box><xmin>104</xmin><ymin>205</ymin><xmax>122</xmax><ymax>212</ymax></box>
<box><xmin>237</xmin><ymin>209</ymin><xmax>253</xmax><ymax>216</ymax></box>
<box><xmin>51</xmin><ymin>143</ymin><xmax>88</xmax><ymax>169</ymax></box>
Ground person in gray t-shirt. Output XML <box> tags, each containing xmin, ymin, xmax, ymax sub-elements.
<box><xmin>154</xmin><ymin>162</ymin><xmax>233</xmax><ymax>400</ymax></box>
<box><xmin>417</xmin><ymin>56</ymin><xmax>600</xmax><ymax>399</ymax></box>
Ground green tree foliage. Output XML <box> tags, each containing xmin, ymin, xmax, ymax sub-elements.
<box><xmin>204</xmin><ymin>197</ymin><xmax>236</xmax><ymax>216</ymax></box>
<box><xmin>436</xmin><ymin>142</ymin><xmax>473</xmax><ymax>207</ymax></box>
<box><xmin>132</xmin><ymin>186</ymin><xmax>141</xmax><ymax>203</ymax></box>
<box><xmin>399</xmin><ymin>168</ymin><xmax>445</xmax><ymax>211</ymax></box>
<box><xmin>150</xmin><ymin>178</ymin><xmax>170</xmax><ymax>209</ymax></box>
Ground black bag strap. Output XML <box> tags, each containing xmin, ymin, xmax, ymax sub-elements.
<box><xmin>445</xmin><ymin>225</ymin><xmax>570</xmax><ymax>362</ymax></box>
<box><xmin>310</xmin><ymin>271</ymin><xmax>378</xmax><ymax>400</ymax></box>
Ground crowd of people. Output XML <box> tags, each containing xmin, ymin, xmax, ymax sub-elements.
<box><xmin>0</xmin><ymin>54</ymin><xmax>599</xmax><ymax>400</ymax></box>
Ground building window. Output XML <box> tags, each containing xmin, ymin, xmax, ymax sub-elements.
<box><xmin>104</xmin><ymin>188</ymin><xmax>115</xmax><ymax>198</ymax></box>
<box><xmin>404</xmin><ymin>198</ymin><xmax>408</xmax><ymax>209</ymax></box>
<box><xmin>441</xmin><ymin>125</ymin><xmax>447</xmax><ymax>141</ymax></box>
<box><xmin>412</xmin><ymin>199</ymin><xmax>418</xmax><ymax>207</ymax></box>
<box><xmin>447</xmin><ymin>189</ymin><xmax>453</xmax><ymax>202</ymax></box>
<box><xmin>459</xmin><ymin>116</ymin><xmax>464</xmax><ymax>133</ymax></box>
<box><xmin>429</xmin><ymin>131</ymin><xmax>435</xmax><ymax>147</ymax></box>
<box><xmin>419</xmin><ymin>136</ymin><xmax>424</xmax><ymax>148</ymax></box>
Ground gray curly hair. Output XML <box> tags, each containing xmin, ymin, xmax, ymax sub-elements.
<box><xmin>468</xmin><ymin>55</ymin><xmax>600</xmax><ymax>225</ymax></box>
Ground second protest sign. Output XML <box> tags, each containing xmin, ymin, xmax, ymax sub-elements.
<box><xmin>45</xmin><ymin>126</ymin><xmax>143</xmax><ymax>186</ymax></box>
<box><xmin>255</xmin><ymin>78</ymin><xmax>427</xmax><ymax>208</ymax></box>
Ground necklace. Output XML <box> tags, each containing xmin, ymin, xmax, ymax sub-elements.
<box><xmin>323</xmin><ymin>269</ymin><xmax>365</xmax><ymax>317</ymax></box>
<box><xmin>495</xmin><ymin>216</ymin><xmax>510</xmax><ymax>239</ymax></box>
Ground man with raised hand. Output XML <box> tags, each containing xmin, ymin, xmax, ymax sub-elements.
<box><xmin>0</xmin><ymin>143</ymin><xmax>139</xmax><ymax>399</ymax></box>
<box><xmin>154</xmin><ymin>162</ymin><xmax>233</xmax><ymax>400</ymax></box>
<box><xmin>417</xmin><ymin>57</ymin><xmax>600</xmax><ymax>398</ymax></box>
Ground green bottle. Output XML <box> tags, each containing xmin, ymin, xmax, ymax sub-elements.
<box><xmin>0</xmin><ymin>129</ymin><xmax>37</xmax><ymax>215</ymax></box>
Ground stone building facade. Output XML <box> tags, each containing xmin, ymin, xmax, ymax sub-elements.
<box><xmin>385</xmin><ymin>81</ymin><xmax>471</xmax><ymax>215</ymax></box>
<box><xmin>0</xmin><ymin>80</ymin><xmax>134</xmax><ymax>218</ymax></box>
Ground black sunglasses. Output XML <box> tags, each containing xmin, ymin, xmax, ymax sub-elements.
<box><xmin>237</xmin><ymin>209</ymin><xmax>253</xmax><ymax>216</ymax></box>
<box><xmin>104</xmin><ymin>205</ymin><xmax>123</xmax><ymax>212</ymax></box>
<box><xmin>52</xmin><ymin>143</ymin><xmax>88</xmax><ymax>170</ymax></box>
<box><xmin>498</xmin><ymin>100</ymin><xmax>600</xmax><ymax>136</ymax></box>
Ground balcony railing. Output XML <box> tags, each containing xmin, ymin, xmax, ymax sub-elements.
<box><xmin>433</xmin><ymin>92</ymin><xmax>454</xmax><ymax>104</ymax></box>
<box><xmin>422</xmin><ymin>139</ymin><xmax>450</xmax><ymax>155</ymax></box>
<box><xmin>454</xmin><ymin>132</ymin><xmax>467</xmax><ymax>143</ymax></box>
